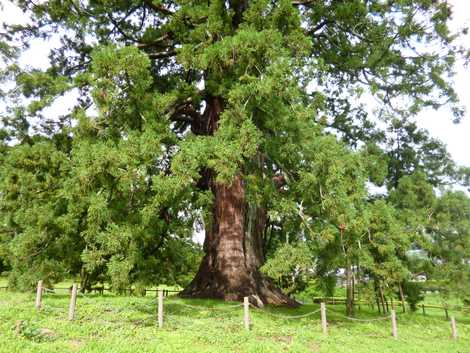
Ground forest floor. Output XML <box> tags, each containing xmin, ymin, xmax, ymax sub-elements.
<box><xmin>0</xmin><ymin>289</ymin><xmax>469</xmax><ymax>353</ymax></box>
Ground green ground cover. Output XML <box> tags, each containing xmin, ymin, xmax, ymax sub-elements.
<box><xmin>0</xmin><ymin>290</ymin><xmax>469</xmax><ymax>353</ymax></box>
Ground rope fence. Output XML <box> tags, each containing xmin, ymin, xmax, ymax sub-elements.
<box><xmin>249</xmin><ymin>304</ymin><xmax>321</xmax><ymax>319</ymax></box>
<box><xmin>334</xmin><ymin>314</ymin><xmax>391</xmax><ymax>322</ymax></box>
<box><xmin>169</xmin><ymin>302</ymin><xmax>244</xmax><ymax>311</ymax></box>
<box><xmin>314</xmin><ymin>296</ymin><xmax>470</xmax><ymax>320</ymax></box>
<box><xmin>0</xmin><ymin>284</ymin><xmax>182</xmax><ymax>297</ymax></box>
<box><xmin>3</xmin><ymin>280</ymin><xmax>466</xmax><ymax>343</ymax></box>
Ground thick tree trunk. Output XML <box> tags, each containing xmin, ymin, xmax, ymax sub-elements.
<box><xmin>180</xmin><ymin>96</ymin><xmax>297</xmax><ymax>306</ymax></box>
<box><xmin>181</xmin><ymin>175</ymin><xmax>297</xmax><ymax>305</ymax></box>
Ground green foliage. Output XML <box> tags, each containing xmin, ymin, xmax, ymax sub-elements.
<box><xmin>0</xmin><ymin>0</ymin><xmax>468</xmax><ymax>305</ymax></box>
<box><xmin>428</xmin><ymin>191</ymin><xmax>470</xmax><ymax>301</ymax></box>
<box><xmin>314</xmin><ymin>275</ymin><xmax>337</xmax><ymax>298</ymax></box>
<box><xmin>385</xmin><ymin>119</ymin><xmax>457</xmax><ymax>188</ymax></box>
<box><xmin>402</xmin><ymin>281</ymin><xmax>425</xmax><ymax>312</ymax></box>
<box><xmin>422</xmin><ymin>280</ymin><xmax>445</xmax><ymax>293</ymax></box>
<box><xmin>13</xmin><ymin>320</ymin><xmax>56</xmax><ymax>343</ymax></box>
<box><xmin>0</xmin><ymin>139</ymin><xmax>71</xmax><ymax>289</ymax></box>
<box><xmin>295</xmin><ymin>279</ymin><xmax>324</xmax><ymax>301</ymax></box>
<box><xmin>362</xmin><ymin>200</ymin><xmax>410</xmax><ymax>285</ymax></box>
<box><xmin>261</xmin><ymin>242</ymin><xmax>313</xmax><ymax>294</ymax></box>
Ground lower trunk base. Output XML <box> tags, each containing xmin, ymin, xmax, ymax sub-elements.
<box><xmin>180</xmin><ymin>268</ymin><xmax>299</xmax><ymax>307</ymax></box>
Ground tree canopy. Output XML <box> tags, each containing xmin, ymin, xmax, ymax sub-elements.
<box><xmin>0</xmin><ymin>0</ymin><xmax>469</xmax><ymax>310</ymax></box>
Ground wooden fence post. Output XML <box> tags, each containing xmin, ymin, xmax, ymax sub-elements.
<box><xmin>35</xmin><ymin>280</ymin><xmax>43</xmax><ymax>310</ymax></box>
<box><xmin>444</xmin><ymin>306</ymin><xmax>449</xmax><ymax>320</ymax></box>
<box><xmin>321</xmin><ymin>302</ymin><xmax>327</xmax><ymax>335</ymax></box>
<box><xmin>244</xmin><ymin>297</ymin><xmax>250</xmax><ymax>331</ymax></box>
<box><xmin>450</xmin><ymin>317</ymin><xmax>458</xmax><ymax>340</ymax></box>
<box><xmin>15</xmin><ymin>320</ymin><xmax>22</xmax><ymax>335</ymax></box>
<box><xmin>68</xmin><ymin>283</ymin><xmax>78</xmax><ymax>320</ymax></box>
<box><xmin>422</xmin><ymin>304</ymin><xmax>425</xmax><ymax>315</ymax></box>
<box><xmin>391</xmin><ymin>309</ymin><xmax>398</xmax><ymax>339</ymax></box>
<box><xmin>158</xmin><ymin>290</ymin><xmax>163</xmax><ymax>328</ymax></box>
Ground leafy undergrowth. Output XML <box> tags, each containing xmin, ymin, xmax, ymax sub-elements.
<box><xmin>0</xmin><ymin>291</ymin><xmax>469</xmax><ymax>353</ymax></box>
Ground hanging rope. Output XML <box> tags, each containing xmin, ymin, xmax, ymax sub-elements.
<box><xmin>249</xmin><ymin>304</ymin><xmax>321</xmax><ymax>319</ymax></box>
<box><xmin>166</xmin><ymin>301</ymin><xmax>244</xmax><ymax>311</ymax></box>
<box><xmin>332</xmin><ymin>312</ymin><xmax>391</xmax><ymax>322</ymax></box>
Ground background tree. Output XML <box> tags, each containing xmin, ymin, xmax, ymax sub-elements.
<box><xmin>384</xmin><ymin>118</ymin><xmax>456</xmax><ymax>189</ymax></box>
<box><xmin>0</xmin><ymin>136</ymin><xmax>71</xmax><ymax>289</ymax></box>
<box><xmin>429</xmin><ymin>191</ymin><xmax>470</xmax><ymax>304</ymax></box>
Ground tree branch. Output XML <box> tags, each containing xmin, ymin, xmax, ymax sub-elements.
<box><xmin>144</xmin><ymin>0</ymin><xmax>174</xmax><ymax>16</ymax></box>
<box><xmin>147</xmin><ymin>49</ymin><xmax>177</xmax><ymax>59</ymax></box>
<box><xmin>305</xmin><ymin>19</ymin><xmax>330</xmax><ymax>36</ymax></box>
<box><xmin>107</xmin><ymin>6</ymin><xmax>140</xmax><ymax>43</ymax></box>
<box><xmin>292</xmin><ymin>0</ymin><xmax>316</xmax><ymax>6</ymax></box>
<box><xmin>166</xmin><ymin>97</ymin><xmax>202</xmax><ymax>124</ymax></box>
<box><xmin>137</xmin><ymin>33</ymin><xmax>173</xmax><ymax>49</ymax></box>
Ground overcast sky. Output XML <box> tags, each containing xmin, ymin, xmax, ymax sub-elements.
<box><xmin>1</xmin><ymin>0</ymin><xmax>470</xmax><ymax>167</ymax></box>
<box><xmin>417</xmin><ymin>0</ymin><xmax>470</xmax><ymax>168</ymax></box>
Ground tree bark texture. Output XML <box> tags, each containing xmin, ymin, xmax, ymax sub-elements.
<box><xmin>180</xmin><ymin>97</ymin><xmax>297</xmax><ymax>306</ymax></box>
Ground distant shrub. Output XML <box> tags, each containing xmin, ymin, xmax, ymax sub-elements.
<box><xmin>403</xmin><ymin>281</ymin><xmax>424</xmax><ymax>311</ymax></box>
<box><xmin>421</xmin><ymin>280</ymin><xmax>444</xmax><ymax>292</ymax></box>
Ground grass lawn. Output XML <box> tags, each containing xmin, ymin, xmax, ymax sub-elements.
<box><xmin>0</xmin><ymin>290</ymin><xmax>469</xmax><ymax>353</ymax></box>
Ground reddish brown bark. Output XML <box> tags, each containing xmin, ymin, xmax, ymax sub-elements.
<box><xmin>180</xmin><ymin>96</ymin><xmax>297</xmax><ymax>306</ymax></box>
<box><xmin>181</xmin><ymin>175</ymin><xmax>296</xmax><ymax>305</ymax></box>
